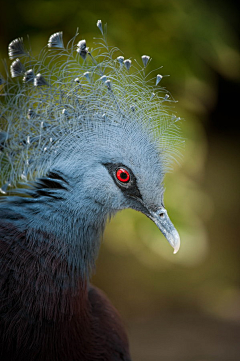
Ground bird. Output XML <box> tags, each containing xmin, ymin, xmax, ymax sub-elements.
<box><xmin>0</xmin><ymin>20</ymin><xmax>181</xmax><ymax>361</ymax></box>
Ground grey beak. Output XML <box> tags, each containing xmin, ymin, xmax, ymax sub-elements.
<box><xmin>149</xmin><ymin>207</ymin><xmax>180</xmax><ymax>254</ymax></box>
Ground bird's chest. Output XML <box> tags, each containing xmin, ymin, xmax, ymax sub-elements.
<box><xmin>0</xmin><ymin>283</ymin><xmax>129</xmax><ymax>361</ymax></box>
<box><xmin>0</xmin><ymin>226</ymin><xmax>130</xmax><ymax>360</ymax></box>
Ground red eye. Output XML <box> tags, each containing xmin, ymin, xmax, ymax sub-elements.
<box><xmin>116</xmin><ymin>168</ymin><xmax>130</xmax><ymax>183</ymax></box>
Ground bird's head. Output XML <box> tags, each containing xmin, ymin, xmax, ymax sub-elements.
<box><xmin>52</xmin><ymin>116</ymin><xmax>180</xmax><ymax>254</ymax></box>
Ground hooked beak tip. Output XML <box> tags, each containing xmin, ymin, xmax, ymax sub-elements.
<box><xmin>173</xmin><ymin>238</ymin><xmax>180</xmax><ymax>254</ymax></box>
<box><xmin>169</xmin><ymin>229</ymin><xmax>181</xmax><ymax>254</ymax></box>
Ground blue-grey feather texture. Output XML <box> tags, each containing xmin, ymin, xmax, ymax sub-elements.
<box><xmin>0</xmin><ymin>24</ymin><xmax>182</xmax><ymax>191</ymax></box>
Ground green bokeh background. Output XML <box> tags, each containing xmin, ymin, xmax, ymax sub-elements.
<box><xmin>1</xmin><ymin>0</ymin><xmax>239</xmax><ymax>359</ymax></box>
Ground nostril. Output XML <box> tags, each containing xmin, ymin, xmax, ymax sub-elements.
<box><xmin>156</xmin><ymin>208</ymin><xmax>166</xmax><ymax>218</ymax></box>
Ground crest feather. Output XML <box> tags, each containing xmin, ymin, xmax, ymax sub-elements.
<box><xmin>0</xmin><ymin>21</ymin><xmax>182</xmax><ymax>192</ymax></box>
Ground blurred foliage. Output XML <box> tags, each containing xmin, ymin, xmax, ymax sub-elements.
<box><xmin>0</xmin><ymin>0</ymin><xmax>240</xmax><ymax>325</ymax></box>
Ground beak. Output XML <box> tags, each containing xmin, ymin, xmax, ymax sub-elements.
<box><xmin>148</xmin><ymin>207</ymin><xmax>180</xmax><ymax>254</ymax></box>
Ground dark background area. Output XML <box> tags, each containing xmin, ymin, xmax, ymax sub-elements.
<box><xmin>0</xmin><ymin>0</ymin><xmax>239</xmax><ymax>359</ymax></box>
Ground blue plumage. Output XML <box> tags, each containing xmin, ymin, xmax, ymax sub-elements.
<box><xmin>0</xmin><ymin>20</ymin><xmax>181</xmax><ymax>360</ymax></box>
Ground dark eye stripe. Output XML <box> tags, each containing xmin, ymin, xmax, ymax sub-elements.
<box><xmin>103</xmin><ymin>162</ymin><xmax>142</xmax><ymax>200</ymax></box>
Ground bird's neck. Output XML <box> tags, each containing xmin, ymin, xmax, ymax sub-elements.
<box><xmin>31</xmin><ymin>193</ymin><xmax>107</xmax><ymax>279</ymax></box>
<box><xmin>1</xmin><ymin>224</ymin><xmax>90</xmax><ymax>322</ymax></box>
<box><xmin>1</xmin><ymin>194</ymin><xmax>108</xmax><ymax>322</ymax></box>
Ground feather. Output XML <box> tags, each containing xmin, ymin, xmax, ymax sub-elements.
<box><xmin>0</xmin><ymin>22</ymin><xmax>182</xmax><ymax>189</ymax></box>
<box><xmin>0</xmin><ymin>20</ymin><xmax>182</xmax><ymax>360</ymax></box>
